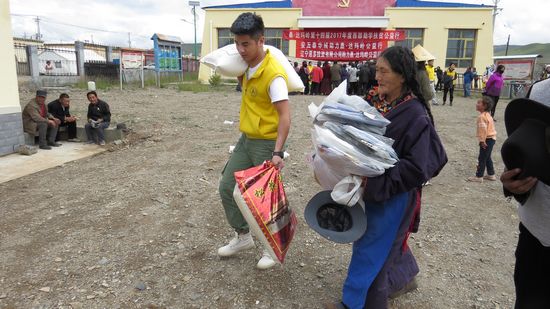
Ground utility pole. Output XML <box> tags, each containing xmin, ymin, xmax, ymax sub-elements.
<box><xmin>128</xmin><ymin>32</ymin><xmax>132</xmax><ymax>48</ymax></box>
<box><xmin>189</xmin><ymin>1</ymin><xmax>200</xmax><ymax>60</ymax></box>
<box><xmin>505</xmin><ymin>34</ymin><xmax>510</xmax><ymax>56</ymax></box>
<box><xmin>492</xmin><ymin>0</ymin><xmax>502</xmax><ymax>34</ymax></box>
<box><xmin>34</xmin><ymin>16</ymin><xmax>42</xmax><ymax>41</ymax></box>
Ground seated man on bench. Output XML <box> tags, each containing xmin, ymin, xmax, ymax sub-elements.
<box><xmin>48</xmin><ymin>93</ymin><xmax>79</xmax><ymax>142</ymax></box>
<box><xmin>22</xmin><ymin>90</ymin><xmax>61</xmax><ymax>150</ymax></box>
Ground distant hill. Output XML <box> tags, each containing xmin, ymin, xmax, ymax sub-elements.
<box><xmin>494</xmin><ymin>43</ymin><xmax>550</xmax><ymax>62</ymax></box>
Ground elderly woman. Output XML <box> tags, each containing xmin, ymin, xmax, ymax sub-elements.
<box><xmin>326</xmin><ymin>46</ymin><xmax>448</xmax><ymax>309</ymax></box>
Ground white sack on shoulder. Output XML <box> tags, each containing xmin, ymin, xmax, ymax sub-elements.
<box><xmin>200</xmin><ymin>44</ymin><xmax>304</xmax><ymax>91</ymax></box>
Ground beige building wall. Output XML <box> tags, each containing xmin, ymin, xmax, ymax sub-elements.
<box><xmin>1</xmin><ymin>1</ymin><xmax>21</xmax><ymax>115</ymax></box>
<box><xmin>1</xmin><ymin>0</ymin><xmax>25</xmax><ymax>155</ymax></box>
<box><xmin>198</xmin><ymin>8</ymin><xmax>302</xmax><ymax>83</ymax></box>
<box><xmin>385</xmin><ymin>7</ymin><xmax>494</xmax><ymax>72</ymax></box>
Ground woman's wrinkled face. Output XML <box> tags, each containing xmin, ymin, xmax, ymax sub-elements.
<box><xmin>375</xmin><ymin>56</ymin><xmax>405</xmax><ymax>102</ymax></box>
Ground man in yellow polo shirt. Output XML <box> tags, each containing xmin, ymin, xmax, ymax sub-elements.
<box><xmin>217</xmin><ymin>12</ymin><xmax>291</xmax><ymax>270</ymax></box>
<box><xmin>426</xmin><ymin>59</ymin><xmax>439</xmax><ymax>105</ymax></box>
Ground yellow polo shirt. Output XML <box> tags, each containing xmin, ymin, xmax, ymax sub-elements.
<box><xmin>240</xmin><ymin>49</ymin><xmax>288</xmax><ymax>140</ymax></box>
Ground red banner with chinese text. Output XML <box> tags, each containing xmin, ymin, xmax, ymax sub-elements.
<box><xmin>283</xmin><ymin>29</ymin><xmax>406</xmax><ymax>41</ymax></box>
<box><xmin>283</xmin><ymin>28</ymin><xmax>405</xmax><ymax>61</ymax></box>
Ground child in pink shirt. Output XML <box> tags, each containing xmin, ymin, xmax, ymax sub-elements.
<box><xmin>468</xmin><ymin>96</ymin><xmax>497</xmax><ymax>182</ymax></box>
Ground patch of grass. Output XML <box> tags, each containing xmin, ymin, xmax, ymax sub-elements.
<box><xmin>208</xmin><ymin>73</ymin><xmax>222</xmax><ymax>87</ymax></box>
<box><xmin>73</xmin><ymin>78</ymin><xmax>117</xmax><ymax>90</ymax></box>
<box><xmin>177</xmin><ymin>82</ymin><xmax>234</xmax><ymax>93</ymax></box>
<box><xmin>177</xmin><ymin>82</ymin><xmax>213</xmax><ymax>93</ymax></box>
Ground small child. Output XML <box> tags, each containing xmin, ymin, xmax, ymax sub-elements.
<box><xmin>468</xmin><ymin>96</ymin><xmax>497</xmax><ymax>182</ymax></box>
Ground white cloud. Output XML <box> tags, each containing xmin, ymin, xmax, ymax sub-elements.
<box><xmin>9</xmin><ymin>0</ymin><xmax>550</xmax><ymax>48</ymax></box>
<box><xmin>9</xmin><ymin>0</ymin><xmax>205</xmax><ymax>49</ymax></box>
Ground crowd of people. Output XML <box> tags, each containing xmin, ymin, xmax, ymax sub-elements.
<box><xmin>218</xmin><ymin>12</ymin><xmax>549</xmax><ymax>309</ymax></box>
<box><xmin>22</xmin><ymin>90</ymin><xmax>112</xmax><ymax>149</ymax></box>
<box><xmin>294</xmin><ymin>59</ymin><xmax>378</xmax><ymax>96</ymax></box>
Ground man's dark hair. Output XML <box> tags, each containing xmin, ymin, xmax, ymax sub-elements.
<box><xmin>230</xmin><ymin>12</ymin><xmax>264</xmax><ymax>39</ymax></box>
<box><xmin>496</xmin><ymin>64</ymin><xmax>505</xmax><ymax>73</ymax></box>
<box><xmin>87</xmin><ymin>91</ymin><xmax>98</xmax><ymax>98</ymax></box>
<box><xmin>59</xmin><ymin>93</ymin><xmax>70</xmax><ymax>99</ymax></box>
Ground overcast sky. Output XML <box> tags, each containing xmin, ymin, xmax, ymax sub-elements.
<box><xmin>9</xmin><ymin>0</ymin><xmax>549</xmax><ymax>49</ymax></box>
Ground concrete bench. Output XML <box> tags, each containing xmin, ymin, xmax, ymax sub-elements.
<box><xmin>23</xmin><ymin>125</ymin><xmax>125</xmax><ymax>145</ymax></box>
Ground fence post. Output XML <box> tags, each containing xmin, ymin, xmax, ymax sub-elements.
<box><xmin>75</xmin><ymin>41</ymin><xmax>85</xmax><ymax>77</ymax></box>
<box><xmin>26</xmin><ymin>45</ymin><xmax>39</xmax><ymax>80</ymax></box>
<box><xmin>106</xmin><ymin>46</ymin><xmax>113</xmax><ymax>63</ymax></box>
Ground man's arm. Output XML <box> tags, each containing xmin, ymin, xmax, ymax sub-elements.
<box><xmin>272</xmin><ymin>99</ymin><xmax>290</xmax><ymax>169</ymax></box>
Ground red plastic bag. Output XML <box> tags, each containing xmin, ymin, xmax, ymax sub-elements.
<box><xmin>233</xmin><ymin>160</ymin><xmax>297</xmax><ymax>264</ymax></box>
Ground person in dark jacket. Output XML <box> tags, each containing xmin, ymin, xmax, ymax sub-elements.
<box><xmin>85</xmin><ymin>91</ymin><xmax>111</xmax><ymax>145</ymax></box>
<box><xmin>326</xmin><ymin>46</ymin><xmax>447</xmax><ymax>309</ymax></box>
<box><xmin>298</xmin><ymin>61</ymin><xmax>310</xmax><ymax>95</ymax></box>
<box><xmin>463</xmin><ymin>67</ymin><xmax>474</xmax><ymax>98</ymax></box>
<box><xmin>358</xmin><ymin>63</ymin><xmax>371</xmax><ymax>95</ymax></box>
<box><xmin>48</xmin><ymin>93</ymin><xmax>78</xmax><ymax>142</ymax></box>
<box><xmin>435</xmin><ymin>66</ymin><xmax>443</xmax><ymax>91</ymax></box>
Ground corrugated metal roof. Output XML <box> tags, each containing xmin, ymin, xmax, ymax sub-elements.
<box><xmin>396</xmin><ymin>0</ymin><xmax>489</xmax><ymax>8</ymax></box>
<box><xmin>151</xmin><ymin>33</ymin><xmax>183</xmax><ymax>43</ymax></box>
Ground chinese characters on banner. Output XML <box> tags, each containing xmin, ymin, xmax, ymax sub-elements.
<box><xmin>283</xmin><ymin>29</ymin><xmax>405</xmax><ymax>61</ymax></box>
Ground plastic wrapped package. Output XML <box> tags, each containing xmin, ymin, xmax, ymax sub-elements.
<box><xmin>322</xmin><ymin>122</ymin><xmax>398</xmax><ymax>165</ymax></box>
<box><xmin>317</xmin><ymin>102</ymin><xmax>390</xmax><ymax>128</ymax></box>
<box><xmin>312</xmin><ymin>125</ymin><xmax>392</xmax><ymax>177</ymax></box>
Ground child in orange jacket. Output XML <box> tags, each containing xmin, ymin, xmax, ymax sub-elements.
<box><xmin>468</xmin><ymin>96</ymin><xmax>497</xmax><ymax>182</ymax></box>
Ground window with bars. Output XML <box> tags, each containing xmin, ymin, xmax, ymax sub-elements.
<box><xmin>445</xmin><ymin>29</ymin><xmax>476</xmax><ymax>68</ymax></box>
<box><xmin>217</xmin><ymin>28</ymin><xmax>289</xmax><ymax>55</ymax></box>
<box><xmin>394</xmin><ymin>28</ymin><xmax>424</xmax><ymax>50</ymax></box>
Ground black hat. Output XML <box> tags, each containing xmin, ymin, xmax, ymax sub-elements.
<box><xmin>501</xmin><ymin>97</ymin><xmax>550</xmax><ymax>185</ymax></box>
<box><xmin>36</xmin><ymin>90</ymin><xmax>47</xmax><ymax>97</ymax></box>
<box><xmin>304</xmin><ymin>191</ymin><xmax>367</xmax><ymax>243</ymax></box>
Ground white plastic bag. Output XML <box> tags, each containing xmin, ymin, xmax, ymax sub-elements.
<box><xmin>200</xmin><ymin>44</ymin><xmax>304</xmax><ymax>91</ymax></box>
<box><xmin>331</xmin><ymin>175</ymin><xmax>365</xmax><ymax>208</ymax></box>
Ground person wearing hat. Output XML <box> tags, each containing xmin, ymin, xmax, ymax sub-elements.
<box><xmin>321</xmin><ymin>46</ymin><xmax>447</xmax><ymax>309</ymax></box>
<box><xmin>411</xmin><ymin>45</ymin><xmax>438</xmax><ymax>106</ymax></box>
<box><xmin>22</xmin><ymin>90</ymin><xmax>61</xmax><ymax>150</ymax></box>
<box><xmin>500</xmin><ymin>78</ymin><xmax>550</xmax><ymax>308</ymax></box>
<box><xmin>216</xmin><ymin>12</ymin><xmax>290</xmax><ymax>270</ymax></box>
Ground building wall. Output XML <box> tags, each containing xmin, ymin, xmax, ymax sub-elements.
<box><xmin>292</xmin><ymin>0</ymin><xmax>393</xmax><ymax>16</ymax></box>
<box><xmin>198</xmin><ymin>6</ymin><xmax>494</xmax><ymax>82</ymax></box>
<box><xmin>198</xmin><ymin>8</ymin><xmax>302</xmax><ymax>83</ymax></box>
<box><xmin>385</xmin><ymin>7</ymin><xmax>494</xmax><ymax>71</ymax></box>
<box><xmin>0</xmin><ymin>1</ymin><xmax>24</xmax><ymax>156</ymax></box>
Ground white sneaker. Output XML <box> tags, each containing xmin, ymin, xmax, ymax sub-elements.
<box><xmin>217</xmin><ymin>232</ymin><xmax>254</xmax><ymax>257</ymax></box>
<box><xmin>256</xmin><ymin>249</ymin><xmax>277</xmax><ymax>269</ymax></box>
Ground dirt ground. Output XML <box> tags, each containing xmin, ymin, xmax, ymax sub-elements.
<box><xmin>1</xmin><ymin>85</ymin><xmax>518</xmax><ymax>309</ymax></box>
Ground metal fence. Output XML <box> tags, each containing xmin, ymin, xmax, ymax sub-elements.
<box><xmin>183</xmin><ymin>58</ymin><xmax>199</xmax><ymax>72</ymax></box>
<box><xmin>37</xmin><ymin>46</ymin><xmax>78</xmax><ymax>76</ymax></box>
<box><xmin>13</xmin><ymin>43</ymin><xmax>30</xmax><ymax>76</ymax></box>
<box><xmin>85</xmin><ymin>61</ymin><xmax>118</xmax><ymax>79</ymax></box>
